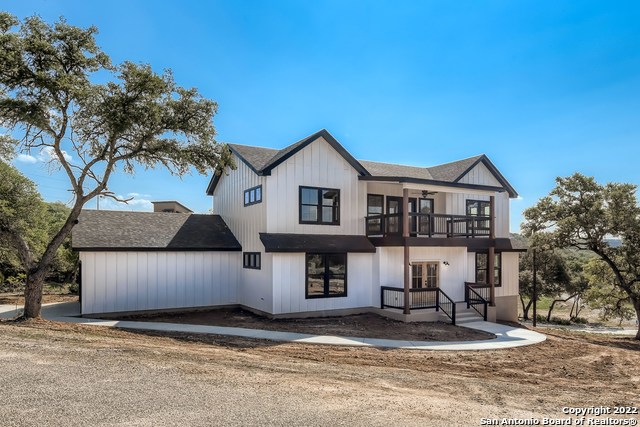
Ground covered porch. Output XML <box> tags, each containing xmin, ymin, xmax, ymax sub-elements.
<box><xmin>369</xmin><ymin>182</ymin><xmax>501</xmax><ymax>320</ymax></box>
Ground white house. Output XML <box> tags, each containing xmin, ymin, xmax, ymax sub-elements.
<box><xmin>73</xmin><ymin>129</ymin><xmax>524</xmax><ymax>323</ymax></box>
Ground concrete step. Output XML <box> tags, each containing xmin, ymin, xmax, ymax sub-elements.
<box><xmin>447</xmin><ymin>308</ymin><xmax>484</xmax><ymax>324</ymax></box>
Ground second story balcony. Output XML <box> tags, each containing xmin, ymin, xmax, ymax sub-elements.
<box><xmin>365</xmin><ymin>212</ymin><xmax>492</xmax><ymax>238</ymax></box>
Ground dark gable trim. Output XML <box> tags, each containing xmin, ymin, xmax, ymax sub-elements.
<box><xmin>207</xmin><ymin>130</ymin><xmax>370</xmax><ymax>195</ymax></box>
<box><xmin>359</xmin><ymin>175</ymin><xmax>507</xmax><ymax>194</ymax></box>
<box><xmin>74</xmin><ymin>246</ymin><xmax>242</xmax><ymax>252</ymax></box>
<box><xmin>262</xmin><ymin>129</ymin><xmax>370</xmax><ymax>177</ymax></box>
<box><xmin>206</xmin><ymin>169</ymin><xmax>221</xmax><ymax>195</ymax></box>
<box><xmin>453</xmin><ymin>155</ymin><xmax>518</xmax><ymax>198</ymax></box>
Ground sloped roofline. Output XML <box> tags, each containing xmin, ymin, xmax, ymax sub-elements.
<box><xmin>206</xmin><ymin>130</ymin><xmax>518</xmax><ymax>198</ymax></box>
<box><xmin>207</xmin><ymin>129</ymin><xmax>370</xmax><ymax>195</ymax></box>
<box><xmin>453</xmin><ymin>155</ymin><xmax>518</xmax><ymax>198</ymax></box>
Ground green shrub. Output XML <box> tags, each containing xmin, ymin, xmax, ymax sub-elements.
<box><xmin>3</xmin><ymin>273</ymin><xmax>25</xmax><ymax>292</ymax></box>
<box><xmin>68</xmin><ymin>282</ymin><xmax>79</xmax><ymax>295</ymax></box>
<box><xmin>571</xmin><ymin>316</ymin><xmax>588</xmax><ymax>324</ymax></box>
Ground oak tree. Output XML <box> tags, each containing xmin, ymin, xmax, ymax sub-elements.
<box><xmin>0</xmin><ymin>14</ymin><xmax>231</xmax><ymax>318</ymax></box>
<box><xmin>523</xmin><ymin>173</ymin><xmax>640</xmax><ymax>339</ymax></box>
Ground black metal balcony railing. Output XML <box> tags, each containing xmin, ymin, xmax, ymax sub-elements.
<box><xmin>366</xmin><ymin>213</ymin><xmax>491</xmax><ymax>238</ymax></box>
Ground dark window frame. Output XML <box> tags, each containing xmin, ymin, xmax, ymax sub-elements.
<box><xmin>466</xmin><ymin>199</ymin><xmax>490</xmax><ymax>216</ymax></box>
<box><xmin>299</xmin><ymin>186</ymin><xmax>341</xmax><ymax>225</ymax></box>
<box><xmin>243</xmin><ymin>252</ymin><xmax>261</xmax><ymax>269</ymax></box>
<box><xmin>367</xmin><ymin>194</ymin><xmax>384</xmax><ymax>215</ymax></box>
<box><xmin>305</xmin><ymin>253</ymin><xmax>347</xmax><ymax>299</ymax></box>
<box><xmin>244</xmin><ymin>185</ymin><xmax>263</xmax><ymax>207</ymax></box>
<box><xmin>475</xmin><ymin>252</ymin><xmax>501</xmax><ymax>287</ymax></box>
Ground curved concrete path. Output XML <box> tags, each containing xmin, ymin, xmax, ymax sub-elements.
<box><xmin>0</xmin><ymin>302</ymin><xmax>546</xmax><ymax>351</ymax></box>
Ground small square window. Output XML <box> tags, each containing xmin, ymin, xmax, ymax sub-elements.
<box><xmin>243</xmin><ymin>252</ymin><xmax>261</xmax><ymax>269</ymax></box>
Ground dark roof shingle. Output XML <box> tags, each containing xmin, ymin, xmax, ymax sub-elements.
<box><xmin>72</xmin><ymin>210</ymin><xmax>241</xmax><ymax>251</ymax></box>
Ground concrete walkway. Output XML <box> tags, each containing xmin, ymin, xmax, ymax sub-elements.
<box><xmin>0</xmin><ymin>302</ymin><xmax>546</xmax><ymax>351</ymax></box>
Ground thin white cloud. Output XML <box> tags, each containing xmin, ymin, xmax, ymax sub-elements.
<box><xmin>127</xmin><ymin>192</ymin><xmax>152</xmax><ymax>198</ymax></box>
<box><xmin>39</xmin><ymin>146</ymin><xmax>73</xmax><ymax>163</ymax></box>
<box><xmin>16</xmin><ymin>153</ymin><xmax>38</xmax><ymax>164</ymax></box>
<box><xmin>515</xmin><ymin>196</ymin><xmax>524</xmax><ymax>201</ymax></box>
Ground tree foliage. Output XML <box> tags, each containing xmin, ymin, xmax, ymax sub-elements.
<box><xmin>0</xmin><ymin>13</ymin><xmax>232</xmax><ymax>317</ymax></box>
<box><xmin>523</xmin><ymin>173</ymin><xmax>640</xmax><ymax>339</ymax></box>
<box><xmin>518</xmin><ymin>249</ymin><xmax>571</xmax><ymax>320</ymax></box>
<box><xmin>0</xmin><ymin>161</ymin><xmax>76</xmax><ymax>289</ymax></box>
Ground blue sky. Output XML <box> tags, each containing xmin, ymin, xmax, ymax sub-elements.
<box><xmin>5</xmin><ymin>1</ymin><xmax>640</xmax><ymax>231</ymax></box>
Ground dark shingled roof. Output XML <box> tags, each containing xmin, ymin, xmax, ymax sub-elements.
<box><xmin>427</xmin><ymin>155</ymin><xmax>484</xmax><ymax>182</ymax></box>
<box><xmin>208</xmin><ymin>129</ymin><xmax>517</xmax><ymax>197</ymax></box>
<box><xmin>72</xmin><ymin>210</ymin><xmax>241</xmax><ymax>251</ymax></box>
<box><xmin>260</xmin><ymin>233</ymin><xmax>376</xmax><ymax>253</ymax></box>
<box><xmin>227</xmin><ymin>143</ymin><xmax>279</xmax><ymax>173</ymax></box>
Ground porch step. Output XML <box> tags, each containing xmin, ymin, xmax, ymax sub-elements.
<box><xmin>451</xmin><ymin>308</ymin><xmax>484</xmax><ymax>324</ymax></box>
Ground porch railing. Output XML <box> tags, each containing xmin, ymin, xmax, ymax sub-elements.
<box><xmin>380</xmin><ymin>286</ymin><xmax>456</xmax><ymax>325</ymax></box>
<box><xmin>464</xmin><ymin>282</ymin><xmax>488</xmax><ymax>321</ymax></box>
<box><xmin>366</xmin><ymin>213</ymin><xmax>491</xmax><ymax>238</ymax></box>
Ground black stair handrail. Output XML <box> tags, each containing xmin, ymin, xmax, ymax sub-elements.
<box><xmin>380</xmin><ymin>286</ymin><xmax>456</xmax><ymax>325</ymax></box>
<box><xmin>465</xmin><ymin>283</ymin><xmax>488</xmax><ymax>321</ymax></box>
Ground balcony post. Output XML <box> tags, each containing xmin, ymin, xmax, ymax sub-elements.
<box><xmin>489</xmin><ymin>195</ymin><xmax>496</xmax><ymax>306</ymax></box>
<box><xmin>403</xmin><ymin>188</ymin><xmax>411</xmax><ymax>314</ymax></box>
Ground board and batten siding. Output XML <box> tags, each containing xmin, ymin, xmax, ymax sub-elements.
<box><xmin>265</xmin><ymin>137</ymin><xmax>367</xmax><ymax>235</ymax></box>
<box><xmin>212</xmin><ymin>153</ymin><xmax>273</xmax><ymax>313</ymax></box>
<box><xmin>466</xmin><ymin>251</ymin><xmax>519</xmax><ymax>297</ymax></box>
<box><xmin>80</xmin><ymin>251</ymin><xmax>240</xmax><ymax>315</ymax></box>
<box><xmin>375</xmin><ymin>247</ymin><xmax>468</xmax><ymax>304</ymax></box>
<box><xmin>456</xmin><ymin>162</ymin><xmax>510</xmax><ymax>237</ymax></box>
<box><xmin>271</xmin><ymin>253</ymin><xmax>374</xmax><ymax>314</ymax></box>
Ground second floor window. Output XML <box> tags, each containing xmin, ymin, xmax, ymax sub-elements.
<box><xmin>244</xmin><ymin>185</ymin><xmax>262</xmax><ymax>206</ymax></box>
<box><xmin>299</xmin><ymin>186</ymin><xmax>340</xmax><ymax>225</ymax></box>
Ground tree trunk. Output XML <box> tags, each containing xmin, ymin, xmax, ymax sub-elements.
<box><xmin>520</xmin><ymin>295</ymin><xmax>533</xmax><ymax>320</ymax></box>
<box><xmin>21</xmin><ymin>201</ymin><xmax>85</xmax><ymax>319</ymax></box>
<box><xmin>23</xmin><ymin>269</ymin><xmax>47</xmax><ymax>318</ymax></box>
<box><xmin>633</xmin><ymin>298</ymin><xmax>640</xmax><ymax>340</ymax></box>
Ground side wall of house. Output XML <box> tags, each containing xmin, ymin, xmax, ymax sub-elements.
<box><xmin>271</xmin><ymin>253</ymin><xmax>375</xmax><ymax>314</ymax></box>
<box><xmin>80</xmin><ymin>251</ymin><xmax>241</xmax><ymax>315</ymax></box>
<box><xmin>265</xmin><ymin>137</ymin><xmax>367</xmax><ymax>235</ymax></box>
<box><xmin>466</xmin><ymin>251</ymin><xmax>519</xmax><ymax>297</ymax></box>
<box><xmin>213</xmin><ymin>153</ymin><xmax>273</xmax><ymax>313</ymax></box>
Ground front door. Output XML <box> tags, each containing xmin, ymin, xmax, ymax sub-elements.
<box><xmin>386</xmin><ymin>196</ymin><xmax>417</xmax><ymax>235</ymax></box>
<box><xmin>411</xmin><ymin>262</ymin><xmax>439</xmax><ymax>288</ymax></box>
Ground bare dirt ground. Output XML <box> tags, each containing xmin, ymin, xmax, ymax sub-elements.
<box><xmin>0</xmin><ymin>320</ymin><xmax>638</xmax><ymax>427</ymax></box>
<box><xmin>117</xmin><ymin>308</ymin><xmax>494</xmax><ymax>341</ymax></box>
<box><xmin>0</xmin><ymin>292</ymin><xmax>78</xmax><ymax>305</ymax></box>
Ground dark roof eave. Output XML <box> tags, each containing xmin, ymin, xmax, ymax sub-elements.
<box><xmin>359</xmin><ymin>175</ymin><xmax>509</xmax><ymax>194</ymax></box>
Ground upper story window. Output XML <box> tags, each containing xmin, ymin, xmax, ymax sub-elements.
<box><xmin>244</xmin><ymin>185</ymin><xmax>262</xmax><ymax>207</ymax></box>
<box><xmin>299</xmin><ymin>186</ymin><xmax>340</xmax><ymax>225</ymax></box>
<box><xmin>466</xmin><ymin>199</ymin><xmax>490</xmax><ymax>217</ymax></box>
<box><xmin>466</xmin><ymin>199</ymin><xmax>490</xmax><ymax>230</ymax></box>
